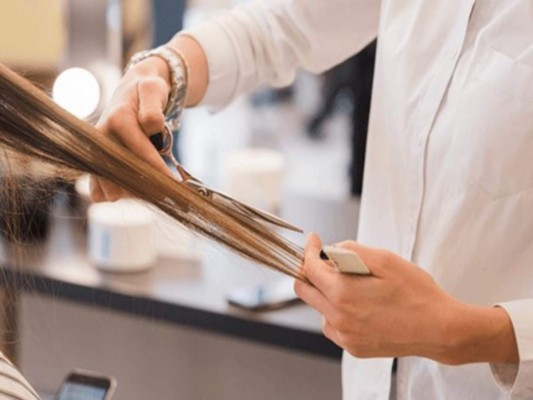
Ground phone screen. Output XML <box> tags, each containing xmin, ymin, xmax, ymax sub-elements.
<box><xmin>56</xmin><ymin>372</ymin><xmax>113</xmax><ymax>400</ymax></box>
<box><xmin>56</xmin><ymin>383</ymin><xmax>107</xmax><ymax>400</ymax></box>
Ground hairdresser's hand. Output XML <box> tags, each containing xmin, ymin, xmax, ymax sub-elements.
<box><xmin>90</xmin><ymin>36</ymin><xmax>208</xmax><ymax>202</ymax></box>
<box><xmin>294</xmin><ymin>234</ymin><xmax>518</xmax><ymax>365</ymax></box>
<box><xmin>90</xmin><ymin>56</ymin><xmax>173</xmax><ymax>201</ymax></box>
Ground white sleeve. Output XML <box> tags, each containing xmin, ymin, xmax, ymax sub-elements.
<box><xmin>183</xmin><ymin>0</ymin><xmax>381</xmax><ymax>109</ymax></box>
<box><xmin>490</xmin><ymin>300</ymin><xmax>533</xmax><ymax>399</ymax></box>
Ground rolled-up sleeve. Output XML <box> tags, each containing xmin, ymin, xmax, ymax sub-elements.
<box><xmin>491</xmin><ymin>300</ymin><xmax>533</xmax><ymax>399</ymax></box>
<box><xmin>183</xmin><ymin>0</ymin><xmax>380</xmax><ymax>109</ymax></box>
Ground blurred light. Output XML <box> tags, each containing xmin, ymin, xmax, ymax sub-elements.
<box><xmin>52</xmin><ymin>67</ymin><xmax>100</xmax><ymax>119</ymax></box>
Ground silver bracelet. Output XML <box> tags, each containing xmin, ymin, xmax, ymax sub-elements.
<box><xmin>125</xmin><ymin>45</ymin><xmax>188</xmax><ymax>131</ymax></box>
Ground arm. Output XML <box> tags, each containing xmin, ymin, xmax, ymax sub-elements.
<box><xmin>91</xmin><ymin>0</ymin><xmax>380</xmax><ymax>201</ymax></box>
<box><xmin>177</xmin><ymin>0</ymin><xmax>381</xmax><ymax>109</ymax></box>
<box><xmin>136</xmin><ymin>0</ymin><xmax>382</xmax><ymax>108</ymax></box>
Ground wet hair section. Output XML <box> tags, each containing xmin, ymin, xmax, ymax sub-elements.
<box><xmin>0</xmin><ymin>64</ymin><xmax>306</xmax><ymax>280</ymax></box>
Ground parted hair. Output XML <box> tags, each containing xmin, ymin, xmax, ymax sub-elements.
<box><xmin>0</xmin><ymin>64</ymin><xmax>305</xmax><ymax>280</ymax></box>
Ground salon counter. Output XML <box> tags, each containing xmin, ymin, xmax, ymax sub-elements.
<box><xmin>0</xmin><ymin>194</ymin><xmax>360</xmax><ymax>360</ymax></box>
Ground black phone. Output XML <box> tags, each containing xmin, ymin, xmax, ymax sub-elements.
<box><xmin>55</xmin><ymin>370</ymin><xmax>116</xmax><ymax>400</ymax></box>
<box><xmin>227</xmin><ymin>278</ymin><xmax>300</xmax><ymax>311</ymax></box>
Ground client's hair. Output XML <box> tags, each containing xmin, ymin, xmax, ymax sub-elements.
<box><xmin>0</xmin><ymin>64</ymin><xmax>305</xmax><ymax>280</ymax></box>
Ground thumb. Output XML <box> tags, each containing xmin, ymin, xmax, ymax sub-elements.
<box><xmin>302</xmin><ymin>232</ymin><xmax>338</xmax><ymax>294</ymax></box>
<box><xmin>305</xmin><ymin>232</ymin><xmax>323</xmax><ymax>261</ymax></box>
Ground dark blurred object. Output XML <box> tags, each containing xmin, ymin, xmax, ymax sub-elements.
<box><xmin>152</xmin><ymin>0</ymin><xmax>186</xmax><ymax>47</ymax></box>
<box><xmin>151</xmin><ymin>0</ymin><xmax>187</xmax><ymax>163</ymax></box>
<box><xmin>0</xmin><ymin>178</ymin><xmax>57</xmax><ymax>243</ymax></box>
<box><xmin>252</xmin><ymin>86</ymin><xmax>294</xmax><ymax>107</ymax></box>
<box><xmin>307</xmin><ymin>40</ymin><xmax>377</xmax><ymax>196</ymax></box>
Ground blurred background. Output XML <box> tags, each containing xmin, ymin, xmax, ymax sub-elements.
<box><xmin>0</xmin><ymin>0</ymin><xmax>375</xmax><ymax>398</ymax></box>
<box><xmin>0</xmin><ymin>0</ymin><xmax>372</xmax><ymax>210</ymax></box>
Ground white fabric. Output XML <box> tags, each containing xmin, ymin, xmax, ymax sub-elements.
<box><xmin>0</xmin><ymin>352</ymin><xmax>39</xmax><ymax>399</ymax></box>
<box><xmin>185</xmin><ymin>0</ymin><xmax>533</xmax><ymax>399</ymax></box>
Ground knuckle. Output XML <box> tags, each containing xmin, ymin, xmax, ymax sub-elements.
<box><xmin>330</xmin><ymin>313</ymin><xmax>348</xmax><ymax>332</ymax></box>
<box><xmin>106</xmin><ymin>106</ymin><xmax>130</xmax><ymax>131</ymax></box>
<box><xmin>378</xmin><ymin>250</ymin><xmax>394</xmax><ymax>269</ymax></box>
<box><xmin>138</xmin><ymin>109</ymin><xmax>163</xmax><ymax>129</ymax></box>
<box><xmin>138</xmin><ymin>76</ymin><xmax>167</xmax><ymax>93</ymax></box>
<box><xmin>105</xmin><ymin>113</ymin><xmax>121</xmax><ymax>132</ymax></box>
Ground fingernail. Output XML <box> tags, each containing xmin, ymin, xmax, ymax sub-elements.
<box><xmin>150</xmin><ymin>132</ymin><xmax>164</xmax><ymax>151</ymax></box>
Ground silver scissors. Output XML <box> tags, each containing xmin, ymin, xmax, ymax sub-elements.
<box><xmin>150</xmin><ymin>124</ymin><xmax>303</xmax><ymax>233</ymax></box>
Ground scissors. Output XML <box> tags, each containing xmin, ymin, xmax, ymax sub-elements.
<box><xmin>149</xmin><ymin>124</ymin><xmax>303</xmax><ymax>233</ymax></box>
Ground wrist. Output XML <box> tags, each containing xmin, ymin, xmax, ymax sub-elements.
<box><xmin>167</xmin><ymin>35</ymin><xmax>208</xmax><ymax>107</ymax></box>
<box><xmin>435</xmin><ymin>302</ymin><xmax>519</xmax><ymax>365</ymax></box>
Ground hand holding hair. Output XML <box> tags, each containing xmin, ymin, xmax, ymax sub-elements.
<box><xmin>91</xmin><ymin>35</ymin><xmax>209</xmax><ymax>203</ymax></box>
<box><xmin>295</xmin><ymin>233</ymin><xmax>519</xmax><ymax>365</ymax></box>
<box><xmin>90</xmin><ymin>51</ymin><xmax>175</xmax><ymax>202</ymax></box>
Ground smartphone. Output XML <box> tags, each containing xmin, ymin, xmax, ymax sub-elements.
<box><xmin>55</xmin><ymin>370</ymin><xmax>116</xmax><ymax>400</ymax></box>
<box><xmin>227</xmin><ymin>278</ymin><xmax>300</xmax><ymax>311</ymax></box>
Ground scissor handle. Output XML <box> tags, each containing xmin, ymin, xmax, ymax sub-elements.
<box><xmin>149</xmin><ymin>123</ymin><xmax>197</xmax><ymax>183</ymax></box>
<box><xmin>149</xmin><ymin>123</ymin><xmax>173</xmax><ymax>156</ymax></box>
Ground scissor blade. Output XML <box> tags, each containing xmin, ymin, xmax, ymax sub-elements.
<box><xmin>181</xmin><ymin>180</ymin><xmax>303</xmax><ymax>233</ymax></box>
<box><xmin>209</xmin><ymin>188</ymin><xmax>303</xmax><ymax>233</ymax></box>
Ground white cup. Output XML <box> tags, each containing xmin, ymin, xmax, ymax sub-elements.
<box><xmin>88</xmin><ymin>200</ymin><xmax>156</xmax><ymax>272</ymax></box>
<box><xmin>223</xmin><ymin>148</ymin><xmax>285</xmax><ymax>213</ymax></box>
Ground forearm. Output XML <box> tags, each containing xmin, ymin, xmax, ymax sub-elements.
<box><xmin>141</xmin><ymin>1</ymin><xmax>380</xmax><ymax>111</ymax></box>
<box><xmin>432</xmin><ymin>302</ymin><xmax>519</xmax><ymax>365</ymax></box>
<box><xmin>174</xmin><ymin>0</ymin><xmax>380</xmax><ymax>109</ymax></box>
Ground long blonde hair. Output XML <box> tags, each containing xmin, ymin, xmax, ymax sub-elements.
<box><xmin>0</xmin><ymin>64</ymin><xmax>306</xmax><ymax>280</ymax></box>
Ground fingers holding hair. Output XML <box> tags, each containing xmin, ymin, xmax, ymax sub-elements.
<box><xmin>101</xmin><ymin>109</ymin><xmax>172</xmax><ymax>176</ymax></box>
<box><xmin>90</xmin><ymin>109</ymin><xmax>172</xmax><ymax>202</ymax></box>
